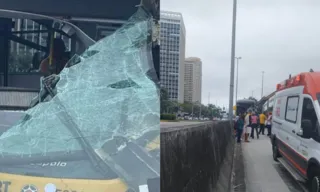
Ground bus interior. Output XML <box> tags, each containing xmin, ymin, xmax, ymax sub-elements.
<box><xmin>1</xmin><ymin>17</ymin><xmax>95</xmax><ymax>88</ymax></box>
<box><xmin>0</xmin><ymin>0</ymin><xmax>160</xmax><ymax>90</ymax></box>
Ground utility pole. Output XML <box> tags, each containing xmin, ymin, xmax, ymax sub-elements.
<box><xmin>228</xmin><ymin>0</ymin><xmax>238</xmax><ymax>121</ymax></box>
<box><xmin>208</xmin><ymin>92</ymin><xmax>210</xmax><ymax>105</ymax></box>
<box><xmin>261</xmin><ymin>71</ymin><xmax>264</xmax><ymax>98</ymax></box>
<box><xmin>252</xmin><ymin>90</ymin><xmax>254</xmax><ymax>97</ymax></box>
<box><xmin>235</xmin><ymin>57</ymin><xmax>241</xmax><ymax>103</ymax></box>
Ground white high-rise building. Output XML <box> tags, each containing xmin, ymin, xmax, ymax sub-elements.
<box><xmin>184</xmin><ymin>57</ymin><xmax>202</xmax><ymax>103</ymax></box>
<box><xmin>160</xmin><ymin>11</ymin><xmax>186</xmax><ymax>103</ymax></box>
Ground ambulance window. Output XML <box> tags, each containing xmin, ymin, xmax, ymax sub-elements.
<box><xmin>317</xmin><ymin>93</ymin><xmax>320</xmax><ymax>105</ymax></box>
<box><xmin>301</xmin><ymin>98</ymin><xmax>320</xmax><ymax>136</ymax></box>
<box><xmin>285</xmin><ymin>96</ymin><xmax>299</xmax><ymax>123</ymax></box>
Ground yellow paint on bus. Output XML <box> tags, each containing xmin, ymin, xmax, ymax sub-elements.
<box><xmin>0</xmin><ymin>172</ymin><xmax>127</xmax><ymax>192</ymax></box>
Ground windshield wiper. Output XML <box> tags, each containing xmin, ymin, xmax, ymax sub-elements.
<box><xmin>29</xmin><ymin>75</ymin><xmax>60</xmax><ymax>108</ymax></box>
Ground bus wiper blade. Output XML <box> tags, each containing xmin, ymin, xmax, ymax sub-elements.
<box><xmin>29</xmin><ymin>74</ymin><xmax>60</xmax><ymax>108</ymax></box>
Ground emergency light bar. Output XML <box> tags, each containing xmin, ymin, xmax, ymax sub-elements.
<box><xmin>276</xmin><ymin>74</ymin><xmax>301</xmax><ymax>91</ymax></box>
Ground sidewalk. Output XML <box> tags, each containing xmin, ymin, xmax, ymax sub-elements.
<box><xmin>242</xmin><ymin>136</ymin><xmax>292</xmax><ymax>192</ymax></box>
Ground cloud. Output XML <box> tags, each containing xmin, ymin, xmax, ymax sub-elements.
<box><xmin>161</xmin><ymin>0</ymin><xmax>320</xmax><ymax>109</ymax></box>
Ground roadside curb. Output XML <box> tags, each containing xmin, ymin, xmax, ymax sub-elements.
<box><xmin>230</xmin><ymin>143</ymin><xmax>236</xmax><ymax>192</ymax></box>
<box><xmin>232</xmin><ymin>142</ymin><xmax>246</xmax><ymax>192</ymax></box>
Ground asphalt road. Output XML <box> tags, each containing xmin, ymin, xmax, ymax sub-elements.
<box><xmin>243</xmin><ymin>135</ymin><xmax>306</xmax><ymax>192</ymax></box>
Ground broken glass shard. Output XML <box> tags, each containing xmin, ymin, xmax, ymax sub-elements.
<box><xmin>0</xmin><ymin>8</ymin><xmax>160</xmax><ymax>159</ymax></box>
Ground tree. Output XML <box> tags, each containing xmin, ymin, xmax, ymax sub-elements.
<box><xmin>160</xmin><ymin>88</ymin><xmax>169</xmax><ymax>113</ymax></box>
<box><xmin>9</xmin><ymin>52</ymin><xmax>33</xmax><ymax>72</ymax></box>
<box><xmin>160</xmin><ymin>88</ymin><xmax>168</xmax><ymax>101</ymax></box>
<box><xmin>161</xmin><ymin>96</ymin><xmax>225</xmax><ymax>119</ymax></box>
<box><xmin>180</xmin><ymin>102</ymin><xmax>193</xmax><ymax>114</ymax></box>
<box><xmin>194</xmin><ymin>103</ymin><xmax>222</xmax><ymax>118</ymax></box>
<box><xmin>200</xmin><ymin>104</ymin><xmax>210</xmax><ymax>117</ymax></box>
<box><xmin>166</xmin><ymin>100</ymin><xmax>179</xmax><ymax>114</ymax></box>
<box><xmin>160</xmin><ymin>88</ymin><xmax>181</xmax><ymax>114</ymax></box>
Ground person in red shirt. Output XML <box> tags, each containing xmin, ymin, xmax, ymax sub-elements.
<box><xmin>39</xmin><ymin>38</ymin><xmax>69</xmax><ymax>76</ymax></box>
<box><xmin>250</xmin><ymin>111</ymin><xmax>259</xmax><ymax>139</ymax></box>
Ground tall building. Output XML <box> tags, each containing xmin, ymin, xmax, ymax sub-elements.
<box><xmin>160</xmin><ymin>11</ymin><xmax>186</xmax><ymax>103</ymax></box>
<box><xmin>184</xmin><ymin>57</ymin><xmax>202</xmax><ymax>103</ymax></box>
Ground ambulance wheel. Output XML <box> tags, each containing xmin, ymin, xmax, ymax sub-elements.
<box><xmin>310</xmin><ymin>175</ymin><xmax>320</xmax><ymax>192</ymax></box>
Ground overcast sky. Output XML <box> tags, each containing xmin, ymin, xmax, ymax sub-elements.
<box><xmin>161</xmin><ymin>0</ymin><xmax>320</xmax><ymax>109</ymax></box>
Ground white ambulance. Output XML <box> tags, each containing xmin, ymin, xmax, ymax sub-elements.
<box><xmin>271</xmin><ymin>72</ymin><xmax>320</xmax><ymax>192</ymax></box>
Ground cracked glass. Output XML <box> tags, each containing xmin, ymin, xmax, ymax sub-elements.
<box><xmin>0</xmin><ymin>7</ymin><xmax>159</xmax><ymax>166</ymax></box>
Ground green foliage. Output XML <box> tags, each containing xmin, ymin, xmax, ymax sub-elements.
<box><xmin>159</xmin><ymin>87</ymin><xmax>223</xmax><ymax>119</ymax></box>
<box><xmin>160</xmin><ymin>88</ymin><xmax>169</xmax><ymax>113</ymax></box>
<box><xmin>175</xmin><ymin>101</ymin><xmax>222</xmax><ymax>118</ymax></box>
<box><xmin>206</xmin><ymin>104</ymin><xmax>222</xmax><ymax>118</ymax></box>
<box><xmin>9</xmin><ymin>52</ymin><xmax>33</xmax><ymax>72</ymax></box>
<box><xmin>160</xmin><ymin>88</ymin><xmax>181</xmax><ymax>114</ymax></box>
<box><xmin>180</xmin><ymin>102</ymin><xmax>193</xmax><ymax>114</ymax></box>
<box><xmin>161</xmin><ymin>113</ymin><xmax>177</xmax><ymax>120</ymax></box>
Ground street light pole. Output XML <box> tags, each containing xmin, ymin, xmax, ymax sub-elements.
<box><xmin>261</xmin><ymin>71</ymin><xmax>264</xmax><ymax>98</ymax></box>
<box><xmin>228</xmin><ymin>0</ymin><xmax>238</xmax><ymax>121</ymax></box>
<box><xmin>235</xmin><ymin>57</ymin><xmax>241</xmax><ymax>103</ymax></box>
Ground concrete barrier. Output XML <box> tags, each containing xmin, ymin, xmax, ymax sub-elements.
<box><xmin>161</xmin><ymin>121</ymin><xmax>235</xmax><ymax>192</ymax></box>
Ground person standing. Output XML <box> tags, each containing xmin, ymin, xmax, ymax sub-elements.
<box><xmin>235</xmin><ymin>114</ymin><xmax>245</xmax><ymax>143</ymax></box>
<box><xmin>243</xmin><ymin>110</ymin><xmax>252</xmax><ymax>142</ymax></box>
<box><xmin>234</xmin><ymin>115</ymin><xmax>239</xmax><ymax>137</ymax></box>
<box><xmin>250</xmin><ymin>111</ymin><xmax>259</xmax><ymax>139</ymax></box>
<box><xmin>259</xmin><ymin>112</ymin><xmax>267</xmax><ymax>135</ymax></box>
<box><xmin>266</xmin><ymin>112</ymin><xmax>272</xmax><ymax>136</ymax></box>
<box><xmin>40</xmin><ymin>38</ymin><xmax>69</xmax><ymax>76</ymax></box>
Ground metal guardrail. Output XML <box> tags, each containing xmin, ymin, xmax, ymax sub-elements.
<box><xmin>0</xmin><ymin>87</ymin><xmax>38</xmax><ymax>110</ymax></box>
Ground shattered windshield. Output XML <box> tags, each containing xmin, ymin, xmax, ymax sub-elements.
<box><xmin>0</xmin><ymin>8</ymin><xmax>159</xmax><ymax>160</ymax></box>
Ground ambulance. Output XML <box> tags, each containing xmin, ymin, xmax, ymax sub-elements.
<box><xmin>271</xmin><ymin>72</ymin><xmax>320</xmax><ymax>192</ymax></box>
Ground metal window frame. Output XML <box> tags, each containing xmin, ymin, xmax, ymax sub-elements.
<box><xmin>284</xmin><ymin>95</ymin><xmax>300</xmax><ymax>124</ymax></box>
